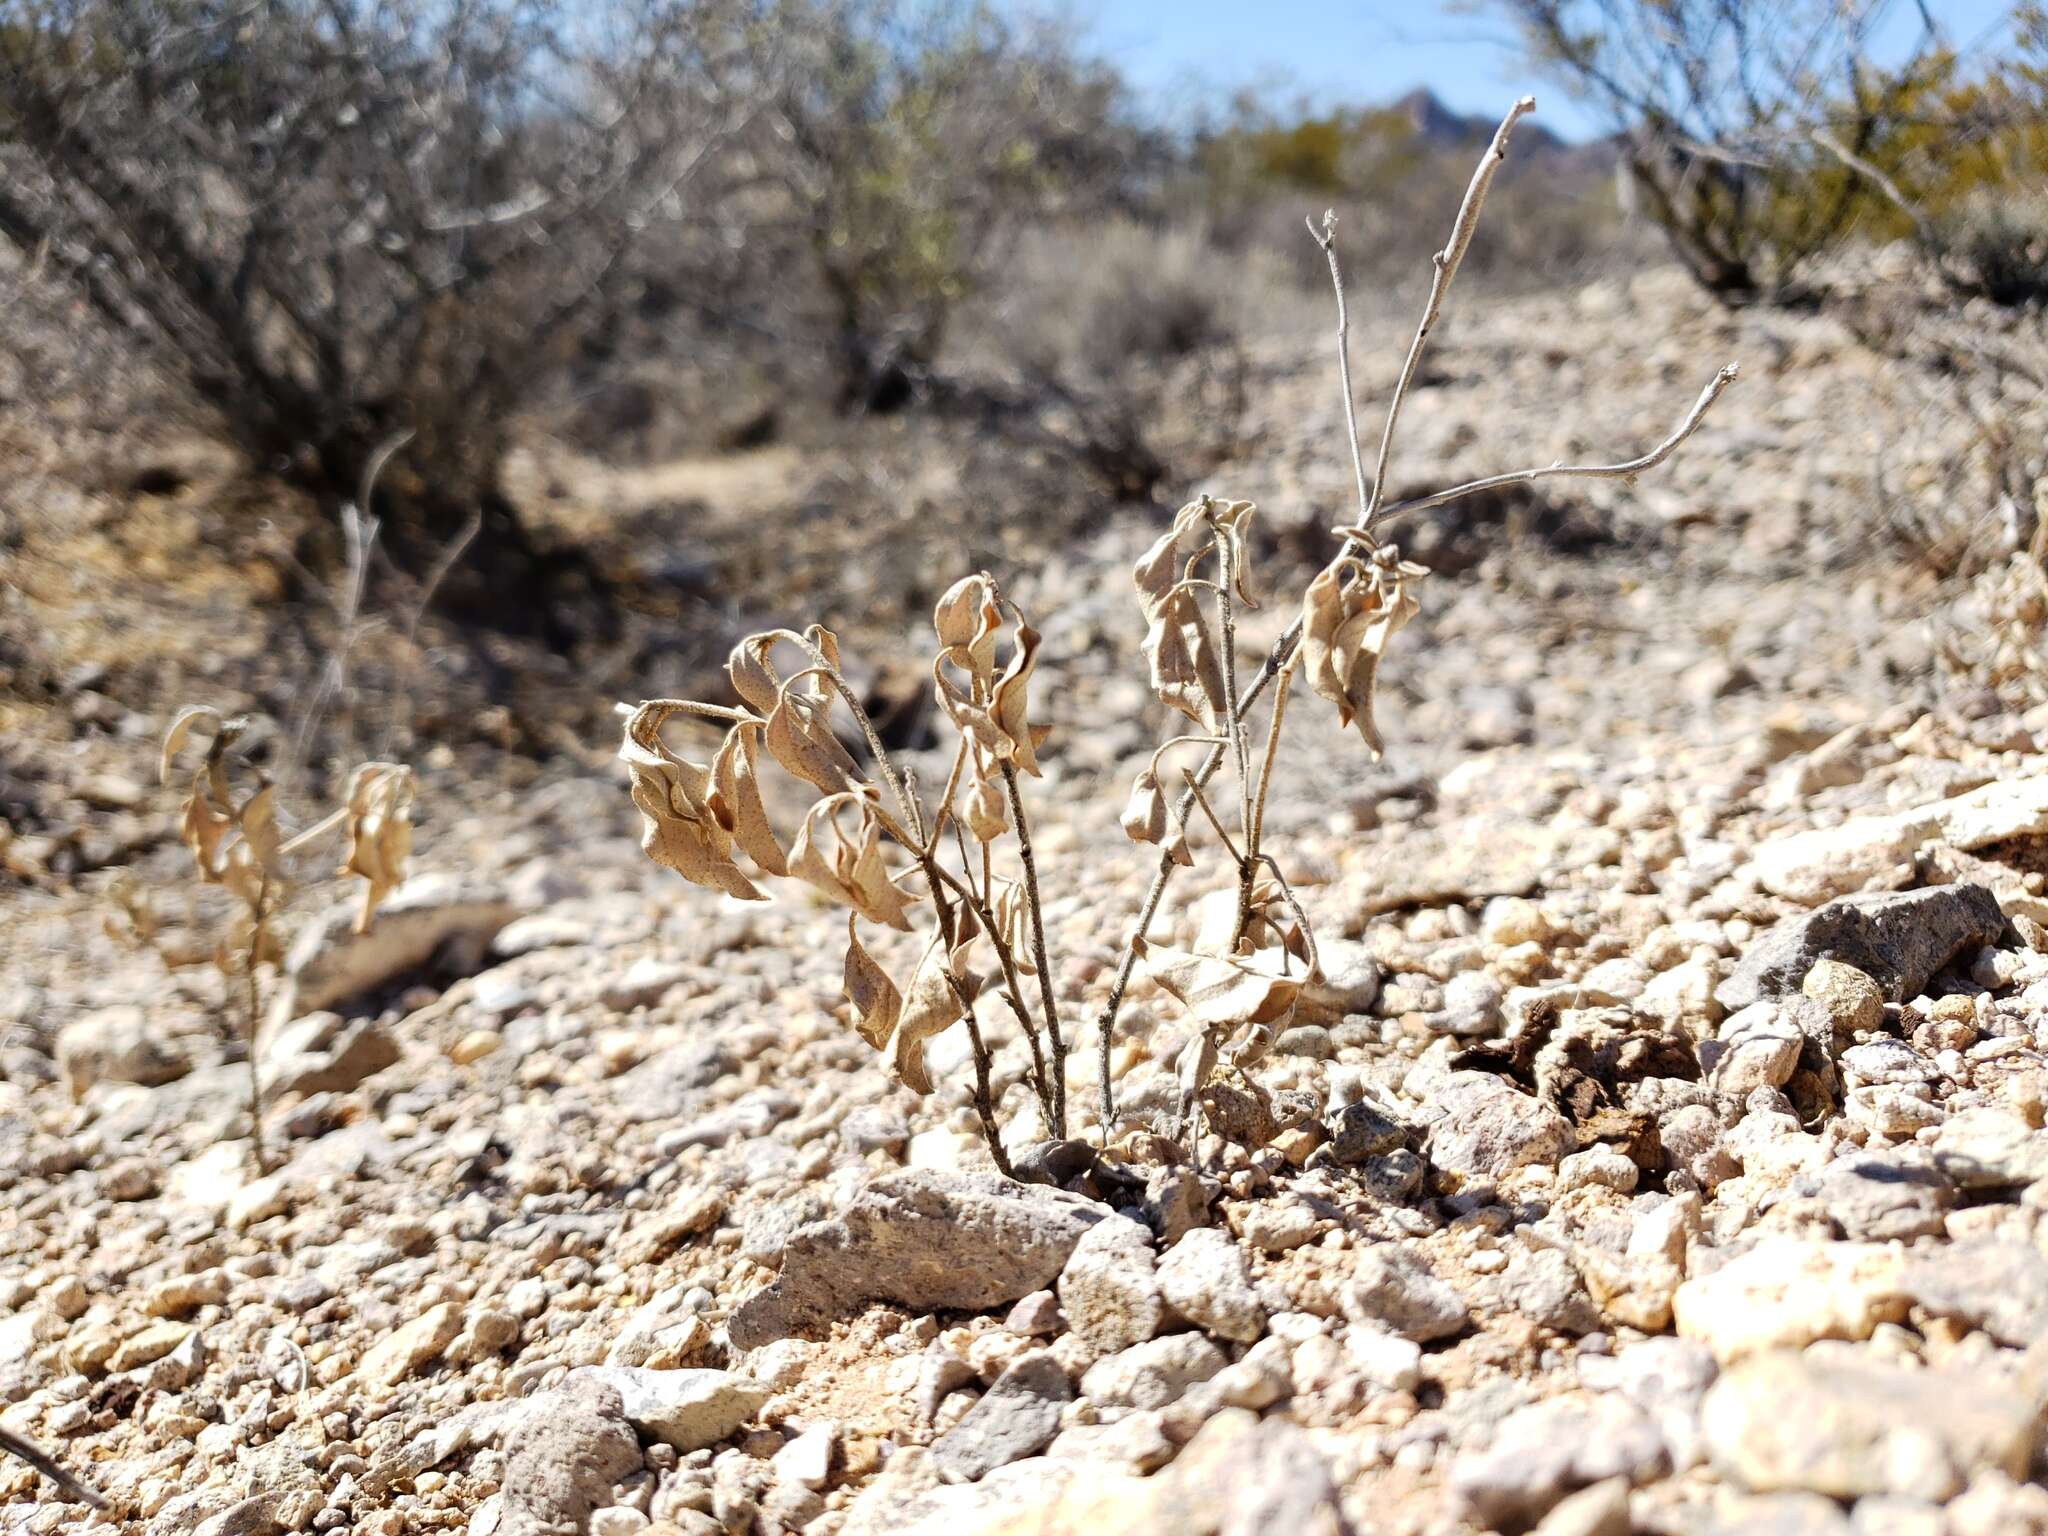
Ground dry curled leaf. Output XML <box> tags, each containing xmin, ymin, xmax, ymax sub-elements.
<box><xmin>764</xmin><ymin>681</ymin><xmax>864</xmax><ymax>797</ymax></box>
<box><xmin>962</xmin><ymin>756</ymin><xmax>1009</xmax><ymax>843</ymax></box>
<box><xmin>934</xmin><ymin>575</ymin><xmax>1002</xmax><ymax>681</ymax></box>
<box><xmin>932</xmin><ymin>576</ymin><xmax>1047</xmax><ymax>777</ymax></box>
<box><xmin>708</xmin><ymin>721</ymin><xmax>788</xmax><ymax>877</ymax></box>
<box><xmin>618</xmin><ymin>701</ymin><xmax>767</xmax><ymax>902</ymax></box>
<box><xmin>992</xmin><ymin>877</ymin><xmax>1036</xmax><ymax>975</ymax></box>
<box><xmin>788</xmin><ymin>790</ymin><xmax>917</xmax><ymax>930</ymax></box>
<box><xmin>1140</xmin><ymin>584</ymin><xmax>1227</xmax><ymax>729</ymax></box>
<box><xmin>339</xmin><ymin>762</ymin><xmax>415</xmax><ymax>934</ymax></box>
<box><xmin>161</xmin><ymin>708</ymin><xmax>281</xmax><ymax>910</ymax></box>
<box><xmin>1299</xmin><ymin>548</ymin><xmax>1426</xmax><ymax>760</ymax></box>
<box><xmin>843</xmin><ymin>915</ymin><xmax>902</xmax><ymax>1050</ymax></box>
<box><xmin>892</xmin><ymin>933</ymin><xmax>978</xmax><ymax>1094</ymax></box>
<box><xmin>1132</xmin><ymin>501</ymin><xmax>1259</xmax><ymax>731</ymax></box>
<box><xmin>1137</xmin><ymin>937</ymin><xmax>1301</xmax><ymax>1034</ymax></box>
<box><xmin>1242</xmin><ymin>873</ymin><xmax>1312</xmax><ymax>971</ymax></box>
<box><xmin>1120</xmin><ymin>767</ymin><xmax>1167</xmax><ymax>845</ymax></box>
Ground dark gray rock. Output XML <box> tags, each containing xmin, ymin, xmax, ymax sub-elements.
<box><xmin>1717</xmin><ymin>884</ymin><xmax>2005</xmax><ymax>1011</ymax></box>
<box><xmin>1324</xmin><ymin>1100</ymin><xmax>1411</xmax><ymax>1163</ymax></box>
<box><xmin>728</xmin><ymin>1172</ymin><xmax>1105</xmax><ymax>1349</ymax></box>
<box><xmin>931</xmin><ymin>1354</ymin><xmax>1071</xmax><ymax>1482</ymax></box>
<box><xmin>498</xmin><ymin>1375</ymin><xmax>641</xmax><ymax>1536</ymax></box>
<box><xmin>1789</xmin><ymin>1151</ymin><xmax>1952</xmax><ymax>1242</ymax></box>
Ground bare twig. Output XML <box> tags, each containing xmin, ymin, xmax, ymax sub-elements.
<box><xmin>0</xmin><ymin>1423</ymin><xmax>107</xmax><ymax>1510</ymax></box>
<box><xmin>998</xmin><ymin>757</ymin><xmax>1066</xmax><ymax>1138</ymax></box>
<box><xmin>1342</xmin><ymin>362</ymin><xmax>1743</xmax><ymax>538</ymax></box>
<box><xmin>1361</xmin><ymin>97</ymin><xmax>1535</xmax><ymax>525</ymax></box>
<box><xmin>1092</xmin><ymin>95</ymin><xmax>1740</xmax><ymax>1134</ymax></box>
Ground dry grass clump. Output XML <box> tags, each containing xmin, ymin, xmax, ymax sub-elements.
<box><xmin>618</xmin><ymin>98</ymin><xmax>1739</xmax><ymax>1176</ymax></box>
<box><xmin>155</xmin><ymin>707</ymin><xmax>415</xmax><ymax>1171</ymax></box>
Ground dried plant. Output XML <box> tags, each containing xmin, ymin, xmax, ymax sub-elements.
<box><xmin>620</xmin><ymin>97</ymin><xmax>1739</xmax><ymax>1175</ymax></box>
<box><xmin>157</xmin><ymin>708</ymin><xmax>416</xmax><ymax>1172</ymax></box>
<box><xmin>0</xmin><ymin>1423</ymin><xmax>105</xmax><ymax>1510</ymax></box>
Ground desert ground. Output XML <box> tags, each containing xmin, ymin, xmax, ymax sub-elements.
<box><xmin>5</xmin><ymin>159</ymin><xmax>2048</xmax><ymax>1536</ymax></box>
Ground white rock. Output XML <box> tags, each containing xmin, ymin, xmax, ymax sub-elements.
<box><xmin>1749</xmin><ymin>777</ymin><xmax>2048</xmax><ymax>904</ymax></box>
<box><xmin>1156</xmin><ymin>1229</ymin><xmax>1265</xmax><ymax>1343</ymax></box>
<box><xmin>566</xmin><ymin>1367</ymin><xmax>771</xmax><ymax>1452</ymax></box>
<box><xmin>1672</xmin><ymin>1240</ymin><xmax>1907</xmax><ymax>1362</ymax></box>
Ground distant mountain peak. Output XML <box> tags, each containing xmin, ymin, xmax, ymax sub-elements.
<box><xmin>1385</xmin><ymin>86</ymin><xmax>1569</xmax><ymax>154</ymax></box>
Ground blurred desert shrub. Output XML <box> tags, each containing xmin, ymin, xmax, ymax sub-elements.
<box><xmin>1184</xmin><ymin>95</ymin><xmax>1635</xmax><ymax>294</ymax></box>
<box><xmin>0</xmin><ymin>0</ymin><xmax>749</xmax><ymax>631</ymax></box>
<box><xmin>1484</xmin><ymin>0</ymin><xmax>2048</xmax><ymax>305</ymax></box>
<box><xmin>964</xmin><ymin>218</ymin><xmax>1269</xmax><ymax>501</ymax></box>
<box><xmin>739</xmin><ymin>1</ymin><xmax>1149</xmax><ymax>413</ymax></box>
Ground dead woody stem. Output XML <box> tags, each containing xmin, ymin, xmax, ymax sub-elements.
<box><xmin>1094</xmin><ymin>95</ymin><xmax>1739</xmax><ymax>1133</ymax></box>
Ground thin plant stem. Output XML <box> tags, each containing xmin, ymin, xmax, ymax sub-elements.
<box><xmin>1095</xmin><ymin>96</ymin><xmax>1739</xmax><ymax>1133</ymax></box>
<box><xmin>1340</xmin><ymin>363</ymin><xmax>1742</xmax><ymax>538</ymax></box>
<box><xmin>0</xmin><ymin>1425</ymin><xmax>106</xmax><ymax>1510</ymax></box>
<box><xmin>1360</xmin><ymin>97</ymin><xmax>1533</xmax><ymax>524</ymax></box>
<box><xmin>245</xmin><ymin>878</ymin><xmax>273</xmax><ymax>1175</ymax></box>
<box><xmin>1180</xmin><ymin>768</ymin><xmax>1244</xmax><ymax>864</ymax></box>
<box><xmin>1248</xmin><ymin>661</ymin><xmax>1295</xmax><ymax>866</ymax></box>
<box><xmin>956</xmin><ymin>1000</ymin><xmax>1012</xmax><ymax>1179</ymax></box>
<box><xmin>998</xmin><ymin>757</ymin><xmax>1066</xmax><ymax>1137</ymax></box>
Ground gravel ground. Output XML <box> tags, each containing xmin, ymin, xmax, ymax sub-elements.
<box><xmin>5</xmin><ymin>260</ymin><xmax>2048</xmax><ymax>1535</ymax></box>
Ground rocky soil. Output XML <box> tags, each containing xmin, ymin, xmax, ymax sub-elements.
<box><xmin>5</xmin><ymin>261</ymin><xmax>2048</xmax><ymax>1536</ymax></box>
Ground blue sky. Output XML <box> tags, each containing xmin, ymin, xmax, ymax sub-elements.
<box><xmin>1037</xmin><ymin>1</ymin><xmax>2023</xmax><ymax>141</ymax></box>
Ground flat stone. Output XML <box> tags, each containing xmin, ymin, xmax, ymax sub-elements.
<box><xmin>260</xmin><ymin>1012</ymin><xmax>400</xmax><ymax>1097</ymax></box>
<box><xmin>55</xmin><ymin>1006</ymin><xmax>192</xmax><ymax>1098</ymax></box>
<box><xmin>1235</xmin><ymin>1199</ymin><xmax>1320</xmax><ymax>1253</ymax></box>
<box><xmin>1673</xmin><ymin>1240</ymin><xmax>1907</xmax><ymax>1363</ymax></box>
<box><xmin>1802</xmin><ymin>960</ymin><xmax>1884</xmax><ymax>1034</ymax></box>
<box><xmin>1448</xmin><ymin>1393</ymin><xmax>1668</xmax><ymax>1531</ymax></box>
<box><xmin>932</xmin><ymin>1353</ymin><xmax>1071</xmax><ymax>1482</ymax></box>
<box><xmin>109</xmin><ymin>1320</ymin><xmax>192</xmax><ymax>1373</ymax></box>
<box><xmin>500</xmin><ymin>1376</ymin><xmax>640</xmax><ymax>1536</ymax></box>
<box><xmin>1340</xmin><ymin>1246</ymin><xmax>1469</xmax><ymax>1342</ymax></box>
<box><xmin>1929</xmin><ymin>1106</ymin><xmax>2048</xmax><ymax>1189</ymax></box>
<box><xmin>358</xmin><ymin>1302</ymin><xmax>462</xmax><ymax>1388</ymax></box>
<box><xmin>1897</xmin><ymin>1238</ymin><xmax>2048</xmax><ymax>1347</ymax></box>
<box><xmin>1702</xmin><ymin>1350</ymin><xmax>2035</xmax><ymax>1501</ymax></box>
<box><xmin>605</xmin><ymin>1286</ymin><xmax>710</xmax><ymax>1370</ymax></box>
<box><xmin>1156</xmin><ymin>1228</ymin><xmax>1265</xmax><ymax>1343</ymax></box>
<box><xmin>273</xmin><ymin>873</ymin><xmax>524</xmax><ymax>1021</ymax></box>
<box><xmin>1056</xmin><ymin>1215</ymin><xmax>1164</xmax><ymax>1353</ymax></box>
<box><xmin>1079</xmin><ymin>1333</ymin><xmax>1227</xmax><ymax>1410</ymax></box>
<box><xmin>1417</xmin><ymin>1068</ymin><xmax>1575</xmax><ymax>1188</ymax></box>
<box><xmin>1748</xmin><ymin>779</ymin><xmax>2048</xmax><ymax>904</ymax></box>
<box><xmin>565</xmin><ymin>1367</ymin><xmax>770</xmax><ymax>1452</ymax></box>
<box><xmin>727</xmin><ymin>1172</ymin><xmax>1103</xmax><ymax>1350</ymax></box>
<box><xmin>1788</xmin><ymin>1152</ymin><xmax>1952</xmax><ymax>1242</ymax></box>
<box><xmin>1324</xmin><ymin>1099</ymin><xmax>1410</xmax><ymax>1163</ymax></box>
<box><xmin>877</xmin><ymin>1410</ymin><xmax>1352</xmax><ymax>1536</ymax></box>
<box><xmin>1718</xmin><ymin>886</ymin><xmax>2005</xmax><ymax>1011</ymax></box>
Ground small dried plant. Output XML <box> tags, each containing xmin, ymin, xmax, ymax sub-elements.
<box><xmin>158</xmin><ymin>707</ymin><xmax>416</xmax><ymax>1172</ymax></box>
<box><xmin>619</xmin><ymin>97</ymin><xmax>1739</xmax><ymax>1175</ymax></box>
